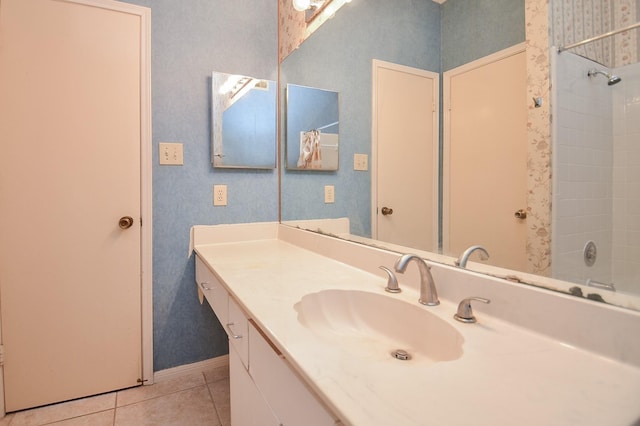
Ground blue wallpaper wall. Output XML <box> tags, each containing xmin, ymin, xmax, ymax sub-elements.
<box><xmin>117</xmin><ymin>0</ymin><xmax>524</xmax><ymax>373</ymax></box>
<box><xmin>280</xmin><ymin>0</ymin><xmax>525</xmax><ymax>240</ymax></box>
<box><xmin>122</xmin><ymin>0</ymin><xmax>278</xmax><ymax>371</ymax></box>
<box><xmin>280</xmin><ymin>0</ymin><xmax>441</xmax><ymax>237</ymax></box>
<box><xmin>441</xmin><ymin>0</ymin><xmax>525</xmax><ymax>71</ymax></box>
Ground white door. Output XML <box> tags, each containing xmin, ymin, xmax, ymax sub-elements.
<box><xmin>443</xmin><ymin>45</ymin><xmax>528</xmax><ymax>271</ymax></box>
<box><xmin>372</xmin><ymin>60</ymin><xmax>439</xmax><ymax>251</ymax></box>
<box><xmin>0</xmin><ymin>0</ymin><xmax>150</xmax><ymax>411</ymax></box>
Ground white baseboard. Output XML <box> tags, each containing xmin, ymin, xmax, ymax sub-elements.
<box><xmin>153</xmin><ymin>355</ymin><xmax>229</xmax><ymax>384</ymax></box>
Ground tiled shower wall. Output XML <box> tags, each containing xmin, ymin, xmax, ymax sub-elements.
<box><xmin>552</xmin><ymin>51</ymin><xmax>614</xmax><ymax>285</ymax></box>
<box><xmin>612</xmin><ymin>61</ymin><xmax>640</xmax><ymax>293</ymax></box>
<box><xmin>553</xmin><ymin>50</ymin><xmax>640</xmax><ymax>294</ymax></box>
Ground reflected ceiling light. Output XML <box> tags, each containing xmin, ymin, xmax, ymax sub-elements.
<box><xmin>293</xmin><ymin>0</ymin><xmax>325</xmax><ymax>12</ymax></box>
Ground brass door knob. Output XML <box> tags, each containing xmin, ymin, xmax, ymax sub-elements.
<box><xmin>381</xmin><ymin>207</ymin><xmax>393</xmax><ymax>216</ymax></box>
<box><xmin>119</xmin><ymin>216</ymin><xmax>134</xmax><ymax>229</ymax></box>
<box><xmin>514</xmin><ymin>209</ymin><xmax>527</xmax><ymax>219</ymax></box>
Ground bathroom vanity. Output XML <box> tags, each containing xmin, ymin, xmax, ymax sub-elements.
<box><xmin>192</xmin><ymin>222</ymin><xmax>640</xmax><ymax>425</ymax></box>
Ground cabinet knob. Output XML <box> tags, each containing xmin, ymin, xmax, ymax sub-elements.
<box><xmin>381</xmin><ymin>207</ymin><xmax>393</xmax><ymax>216</ymax></box>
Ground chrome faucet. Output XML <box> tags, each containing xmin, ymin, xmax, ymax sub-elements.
<box><xmin>394</xmin><ymin>254</ymin><xmax>439</xmax><ymax>306</ymax></box>
<box><xmin>454</xmin><ymin>297</ymin><xmax>491</xmax><ymax>323</ymax></box>
<box><xmin>455</xmin><ymin>245</ymin><xmax>490</xmax><ymax>268</ymax></box>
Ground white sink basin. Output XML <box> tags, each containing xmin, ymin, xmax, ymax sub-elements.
<box><xmin>294</xmin><ymin>289</ymin><xmax>464</xmax><ymax>364</ymax></box>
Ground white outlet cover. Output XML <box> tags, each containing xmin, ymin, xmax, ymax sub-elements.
<box><xmin>213</xmin><ymin>184</ymin><xmax>227</xmax><ymax>206</ymax></box>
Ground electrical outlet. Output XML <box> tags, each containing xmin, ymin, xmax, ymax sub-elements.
<box><xmin>324</xmin><ymin>185</ymin><xmax>335</xmax><ymax>203</ymax></box>
<box><xmin>213</xmin><ymin>185</ymin><xmax>227</xmax><ymax>206</ymax></box>
<box><xmin>159</xmin><ymin>142</ymin><xmax>183</xmax><ymax>165</ymax></box>
<box><xmin>354</xmin><ymin>153</ymin><xmax>368</xmax><ymax>171</ymax></box>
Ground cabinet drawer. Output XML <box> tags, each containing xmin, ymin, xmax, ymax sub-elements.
<box><xmin>230</xmin><ymin>344</ymin><xmax>280</xmax><ymax>426</ymax></box>
<box><xmin>195</xmin><ymin>256</ymin><xmax>228</xmax><ymax>326</ymax></box>
<box><xmin>248</xmin><ymin>322</ymin><xmax>336</xmax><ymax>425</ymax></box>
<box><xmin>228</xmin><ymin>296</ymin><xmax>249</xmax><ymax>369</ymax></box>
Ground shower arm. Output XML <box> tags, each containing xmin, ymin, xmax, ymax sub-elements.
<box><xmin>558</xmin><ymin>21</ymin><xmax>640</xmax><ymax>53</ymax></box>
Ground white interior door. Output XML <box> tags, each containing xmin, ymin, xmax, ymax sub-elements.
<box><xmin>0</xmin><ymin>0</ymin><xmax>150</xmax><ymax>411</ymax></box>
<box><xmin>372</xmin><ymin>60</ymin><xmax>439</xmax><ymax>251</ymax></box>
<box><xmin>443</xmin><ymin>45</ymin><xmax>528</xmax><ymax>271</ymax></box>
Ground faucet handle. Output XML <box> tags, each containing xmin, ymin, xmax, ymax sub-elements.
<box><xmin>379</xmin><ymin>266</ymin><xmax>401</xmax><ymax>293</ymax></box>
<box><xmin>454</xmin><ymin>297</ymin><xmax>490</xmax><ymax>323</ymax></box>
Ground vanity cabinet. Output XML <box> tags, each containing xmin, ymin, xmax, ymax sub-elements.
<box><xmin>227</xmin><ymin>296</ymin><xmax>249</xmax><ymax>368</ymax></box>
<box><xmin>247</xmin><ymin>321</ymin><xmax>336</xmax><ymax>425</ymax></box>
<box><xmin>195</xmin><ymin>256</ymin><xmax>337</xmax><ymax>425</ymax></box>
<box><xmin>195</xmin><ymin>256</ymin><xmax>228</xmax><ymax>325</ymax></box>
<box><xmin>229</xmin><ymin>344</ymin><xmax>280</xmax><ymax>425</ymax></box>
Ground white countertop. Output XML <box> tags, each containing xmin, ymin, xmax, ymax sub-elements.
<box><xmin>194</xmin><ymin>226</ymin><xmax>640</xmax><ymax>426</ymax></box>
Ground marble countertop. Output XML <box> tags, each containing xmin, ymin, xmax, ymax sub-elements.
<box><xmin>194</xmin><ymin>232</ymin><xmax>640</xmax><ymax>425</ymax></box>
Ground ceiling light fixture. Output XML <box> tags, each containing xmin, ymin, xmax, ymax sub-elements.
<box><xmin>292</xmin><ymin>0</ymin><xmax>325</xmax><ymax>12</ymax></box>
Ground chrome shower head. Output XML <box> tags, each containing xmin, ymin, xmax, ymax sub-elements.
<box><xmin>587</xmin><ymin>68</ymin><xmax>622</xmax><ymax>86</ymax></box>
<box><xmin>608</xmin><ymin>74</ymin><xmax>622</xmax><ymax>85</ymax></box>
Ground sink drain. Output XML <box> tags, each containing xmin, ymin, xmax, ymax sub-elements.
<box><xmin>391</xmin><ymin>349</ymin><xmax>411</xmax><ymax>361</ymax></box>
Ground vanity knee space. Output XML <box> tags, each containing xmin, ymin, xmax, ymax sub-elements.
<box><xmin>195</xmin><ymin>256</ymin><xmax>337</xmax><ymax>425</ymax></box>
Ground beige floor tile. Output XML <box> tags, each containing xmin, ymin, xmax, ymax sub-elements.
<box><xmin>9</xmin><ymin>393</ymin><xmax>116</xmax><ymax>426</ymax></box>
<box><xmin>208</xmin><ymin>379</ymin><xmax>230</xmax><ymax>426</ymax></box>
<box><xmin>203</xmin><ymin>364</ymin><xmax>229</xmax><ymax>384</ymax></box>
<box><xmin>114</xmin><ymin>385</ymin><xmax>219</xmax><ymax>426</ymax></box>
<box><xmin>116</xmin><ymin>372</ymin><xmax>205</xmax><ymax>407</ymax></box>
<box><xmin>49</xmin><ymin>410</ymin><xmax>114</xmax><ymax>426</ymax></box>
<box><xmin>0</xmin><ymin>413</ymin><xmax>15</xmax><ymax>426</ymax></box>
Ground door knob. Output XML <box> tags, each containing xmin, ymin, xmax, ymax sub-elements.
<box><xmin>514</xmin><ymin>209</ymin><xmax>527</xmax><ymax>219</ymax></box>
<box><xmin>381</xmin><ymin>207</ymin><xmax>393</xmax><ymax>216</ymax></box>
<box><xmin>119</xmin><ymin>216</ymin><xmax>134</xmax><ymax>229</ymax></box>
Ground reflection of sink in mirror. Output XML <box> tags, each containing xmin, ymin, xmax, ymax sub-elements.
<box><xmin>294</xmin><ymin>289</ymin><xmax>464</xmax><ymax>364</ymax></box>
<box><xmin>280</xmin><ymin>0</ymin><xmax>640</xmax><ymax>308</ymax></box>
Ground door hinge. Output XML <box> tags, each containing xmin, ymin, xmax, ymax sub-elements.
<box><xmin>137</xmin><ymin>378</ymin><xmax>148</xmax><ymax>384</ymax></box>
<box><xmin>0</xmin><ymin>344</ymin><xmax>5</xmax><ymax>366</ymax></box>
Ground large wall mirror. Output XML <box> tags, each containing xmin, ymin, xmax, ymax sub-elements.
<box><xmin>212</xmin><ymin>71</ymin><xmax>276</xmax><ymax>169</ymax></box>
<box><xmin>279</xmin><ymin>0</ymin><xmax>640</xmax><ymax>311</ymax></box>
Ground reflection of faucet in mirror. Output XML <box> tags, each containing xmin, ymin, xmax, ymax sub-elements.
<box><xmin>394</xmin><ymin>254</ymin><xmax>439</xmax><ymax>306</ymax></box>
<box><xmin>455</xmin><ymin>245</ymin><xmax>490</xmax><ymax>269</ymax></box>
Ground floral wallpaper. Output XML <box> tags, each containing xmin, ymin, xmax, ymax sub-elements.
<box><xmin>279</xmin><ymin>0</ymin><xmax>306</xmax><ymax>62</ymax></box>
<box><xmin>525</xmin><ymin>0</ymin><xmax>552</xmax><ymax>276</ymax></box>
<box><xmin>551</xmin><ymin>0</ymin><xmax>639</xmax><ymax>67</ymax></box>
<box><xmin>279</xmin><ymin>0</ymin><xmax>352</xmax><ymax>62</ymax></box>
<box><xmin>279</xmin><ymin>0</ymin><xmax>557</xmax><ymax>275</ymax></box>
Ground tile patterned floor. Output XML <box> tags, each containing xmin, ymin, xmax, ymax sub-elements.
<box><xmin>0</xmin><ymin>363</ymin><xmax>230</xmax><ymax>426</ymax></box>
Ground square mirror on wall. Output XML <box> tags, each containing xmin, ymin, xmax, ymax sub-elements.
<box><xmin>212</xmin><ymin>71</ymin><xmax>277</xmax><ymax>169</ymax></box>
<box><xmin>285</xmin><ymin>83</ymin><xmax>339</xmax><ymax>171</ymax></box>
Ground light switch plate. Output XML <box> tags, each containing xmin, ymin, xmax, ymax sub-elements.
<box><xmin>354</xmin><ymin>153</ymin><xmax>368</xmax><ymax>171</ymax></box>
<box><xmin>324</xmin><ymin>185</ymin><xmax>335</xmax><ymax>203</ymax></box>
<box><xmin>159</xmin><ymin>142</ymin><xmax>183</xmax><ymax>165</ymax></box>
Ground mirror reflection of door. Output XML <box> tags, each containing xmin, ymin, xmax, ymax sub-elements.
<box><xmin>443</xmin><ymin>45</ymin><xmax>528</xmax><ymax>271</ymax></box>
<box><xmin>372</xmin><ymin>60</ymin><xmax>439</xmax><ymax>251</ymax></box>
